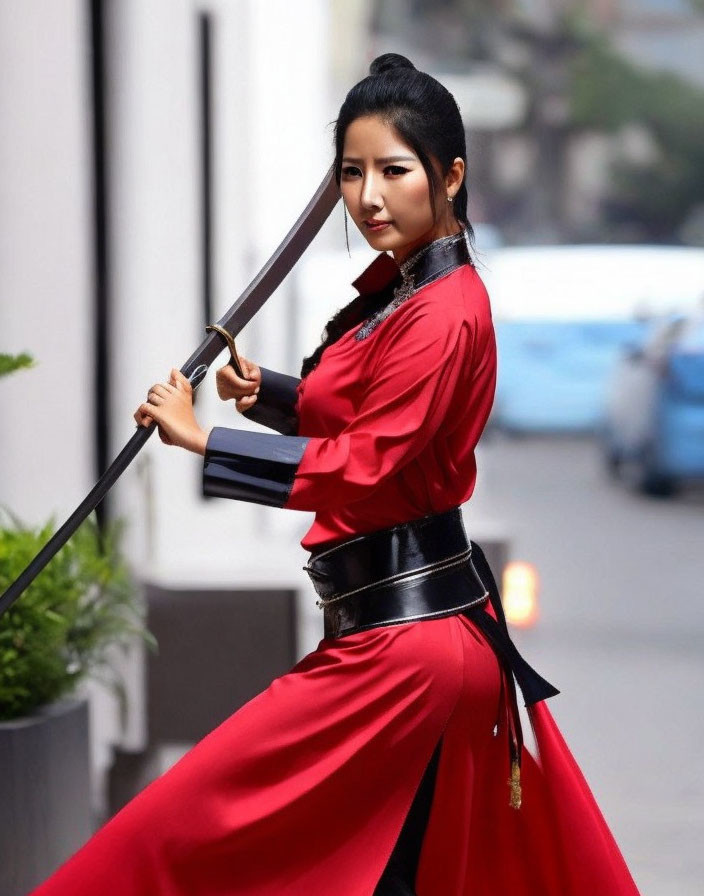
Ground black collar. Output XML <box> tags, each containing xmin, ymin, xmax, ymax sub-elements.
<box><xmin>351</xmin><ymin>227</ymin><xmax>473</xmax><ymax>298</ymax></box>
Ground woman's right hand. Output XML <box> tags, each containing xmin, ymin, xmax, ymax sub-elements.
<box><xmin>216</xmin><ymin>356</ymin><xmax>261</xmax><ymax>414</ymax></box>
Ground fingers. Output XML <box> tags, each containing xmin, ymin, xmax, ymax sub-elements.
<box><xmin>215</xmin><ymin>363</ymin><xmax>259</xmax><ymax>401</ymax></box>
<box><xmin>136</xmin><ymin>405</ymin><xmax>170</xmax><ymax>443</ymax></box>
<box><xmin>240</xmin><ymin>357</ymin><xmax>261</xmax><ymax>383</ymax></box>
<box><xmin>146</xmin><ymin>383</ymin><xmax>172</xmax><ymax>405</ymax></box>
<box><xmin>221</xmin><ymin>365</ymin><xmax>252</xmax><ymax>389</ymax></box>
<box><xmin>170</xmin><ymin>368</ymin><xmax>192</xmax><ymax>392</ymax></box>
<box><xmin>137</xmin><ymin>384</ymin><xmax>170</xmax><ymax>423</ymax></box>
<box><xmin>239</xmin><ymin>356</ymin><xmax>255</xmax><ymax>379</ymax></box>
<box><xmin>135</xmin><ymin>367</ymin><xmax>191</xmax><ymax>431</ymax></box>
<box><xmin>235</xmin><ymin>394</ymin><xmax>258</xmax><ymax>413</ymax></box>
<box><xmin>134</xmin><ymin>404</ymin><xmax>156</xmax><ymax>427</ymax></box>
<box><xmin>144</xmin><ymin>371</ymin><xmax>190</xmax><ymax>402</ymax></box>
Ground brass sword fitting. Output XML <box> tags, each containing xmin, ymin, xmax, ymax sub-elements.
<box><xmin>205</xmin><ymin>324</ymin><xmax>246</xmax><ymax>379</ymax></box>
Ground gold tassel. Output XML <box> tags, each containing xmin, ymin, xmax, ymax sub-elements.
<box><xmin>508</xmin><ymin>759</ymin><xmax>522</xmax><ymax>810</ymax></box>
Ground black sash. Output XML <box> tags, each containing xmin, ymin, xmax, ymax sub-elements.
<box><xmin>304</xmin><ymin>507</ymin><xmax>559</xmax><ymax>709</ymax></box>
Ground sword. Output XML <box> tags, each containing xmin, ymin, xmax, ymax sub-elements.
<box><xmin>0</xmin><ymin>164</ymin><xmax>340</xmax><ymax>617</ymax></box>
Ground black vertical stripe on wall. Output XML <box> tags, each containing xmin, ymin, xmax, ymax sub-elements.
<box><xmin>199</xmin><ymin>12</ymin><xmax>214</xmax><ymax>331</ymax></box>
<box><xmin>88</xmin><ymin>0</ymin><xmax>110</xmax><ymax>526</ymax></box>
<box><xmin>198</xmin><ymin>12</ymin><xmax>216</xmax><ymax>501</ymax></box>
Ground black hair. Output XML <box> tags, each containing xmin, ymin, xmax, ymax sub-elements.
<box><xmin>301</xmin><ymin>53</ymin><xmax>474</xmax><ymax>377</ymax></box>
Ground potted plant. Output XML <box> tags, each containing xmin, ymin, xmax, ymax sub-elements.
<box><xmin>0</xmin><ymin>352</ymin><xmax>156</xmax><ymax>895</ymax></box>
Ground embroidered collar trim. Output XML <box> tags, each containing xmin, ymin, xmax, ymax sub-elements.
<box><xmin>353</xmin><ymin>227</ymin><xmax>472</xmax><ymax>341</ymax></box>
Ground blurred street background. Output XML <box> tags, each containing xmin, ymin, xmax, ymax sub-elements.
<box><xmin>1</xmin><ymin>1</ymin><xmax>703</xmax><ymax>893</ymax></box>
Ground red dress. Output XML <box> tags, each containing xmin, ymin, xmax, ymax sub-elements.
<box><xmin>31</xmin><ymin>256</ymin><xmax>641</xmax><ymax>895</ymax></box>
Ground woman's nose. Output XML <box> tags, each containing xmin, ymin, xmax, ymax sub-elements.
<box><xmin>360</xmin><ymin>174</ymin><xmax>383</xmax><ymax>210</ymax></box>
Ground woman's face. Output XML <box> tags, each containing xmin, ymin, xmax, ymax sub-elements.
<box><xmin>340</xmin><ymin>114</ymin><xmax>461</xmax><ymax>264</ymax></box>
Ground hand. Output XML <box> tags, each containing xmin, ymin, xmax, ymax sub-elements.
<box><xmin>216</xmin><ymin>356</ymin><xmax>261</xmax><ymax>415</ymax></box>
<box><xmin>134</xmin><ymin>369</ymin><xmax>209</xmax><ymax>455</ymax></box>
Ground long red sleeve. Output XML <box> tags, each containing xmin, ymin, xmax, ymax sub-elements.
<box><xmin>285</xmin><ymin>301</ymin><xmax>474</xmax><ymax>512</ymax></box>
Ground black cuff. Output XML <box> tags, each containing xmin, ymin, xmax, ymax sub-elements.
<box><xmin>241</xmin><ymin>367</ymin><xmax>301</xmax><ymax>435</ymax></box>
<box><xmin>203</xmin><ymin>427</ymin><xmax>309</xmax><ymax>507</ymax></box>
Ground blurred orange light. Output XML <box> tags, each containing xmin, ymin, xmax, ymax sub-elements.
<box><xmin>502</xmin><ymin>561</ymin><xmax>539</xmax><ymax>628</ymax></box>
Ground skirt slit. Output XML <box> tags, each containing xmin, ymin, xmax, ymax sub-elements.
<box><xmin>372</xmin><ymin>735</ymin><xmax>444</xmax><ymax>896</ymax></box>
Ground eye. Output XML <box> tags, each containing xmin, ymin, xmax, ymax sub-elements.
<box><xmin>385</xmin><ymin>165</ymin><xmax>408</xmax><ymax>176</ymax></box>
<box><xmin>341</xmin><ymin>165</ymin><xmax>361</xmax><ymax>178</ymax></box>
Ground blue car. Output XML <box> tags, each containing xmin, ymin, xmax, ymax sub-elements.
<box><xmin>601</xmin><ymin>312</ymin><xmax>704</xmax><ymax>495</ymax></box>
<box><xmin>493</xmin><ymin>319</ymin><xmax>649</xmax><ymax>432</ymax></box>
<box><xmin>480</xmin><ymin>244</ymin><xmax>704</xmax><ymax>432</ymax></box>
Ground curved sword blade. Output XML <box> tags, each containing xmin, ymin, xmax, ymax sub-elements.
<box><xmin>1</xmin><ymin>164</ymin><xmax>339</xmax><ymax>617</ymax></box>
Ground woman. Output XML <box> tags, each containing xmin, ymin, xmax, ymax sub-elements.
<box><xmin>31</xmin><ymin>54</ymin><xmax>641</xmax><ymax>896</ymax></box>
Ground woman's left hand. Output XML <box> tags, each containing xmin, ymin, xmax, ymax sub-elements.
<box><xmin>134</xmin><ymin>369</ymin><xmax>209</xmax><ymax>455</ymax></box>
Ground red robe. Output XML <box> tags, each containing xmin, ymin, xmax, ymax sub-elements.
<box><xmin>30</xmin><ymin>258</ymin><xmax>641</xmax><ymax>895</ymax></box>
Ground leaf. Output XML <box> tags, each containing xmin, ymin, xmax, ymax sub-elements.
<box><xmin>0</xmin><ymin>353</ymin><xmax>34</xmax><ymax>378</ymax></box>
<box><xmin>0</xmin><ymin>512</ymin><xmax>155</xmax><ymax>720</ymax></box>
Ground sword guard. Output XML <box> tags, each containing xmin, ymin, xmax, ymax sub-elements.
<box><xmin>205</xmin><ymin>324</ymin><xmax>247</xmax><ymax>380</ymax></box>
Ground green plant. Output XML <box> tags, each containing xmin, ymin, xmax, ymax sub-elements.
<box><xmin>0</xmin><ymin>352</ymin><xmax>34</xmax><ymax>377</ymax></box>
<box><xmin>0</xmin><ymin>351</ymin><xmax>156</xmax><ymax>722</ymax></box>
<box><xmin>0</xmin><ymin>512</ymin><xmax>157</xmax><ymax>722</ymax></box>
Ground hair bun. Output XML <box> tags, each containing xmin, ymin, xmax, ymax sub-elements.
<box><xmin>369</xmin><ymin>53</ymin><xmax>416</xmax><ymax>76</ymax></box>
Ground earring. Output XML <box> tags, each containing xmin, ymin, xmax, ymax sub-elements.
<box><xmin>447</xmin><ymin>196</ymin><xmax>453</xmax><ymax>203</ymax></box>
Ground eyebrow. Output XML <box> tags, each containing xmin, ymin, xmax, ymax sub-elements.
<box><xmin>341</xmin><ymin>155</ymin><xmax>417</xmax><ymax>164</ymax></box>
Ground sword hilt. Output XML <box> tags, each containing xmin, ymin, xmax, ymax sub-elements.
<box><xmin>205</xmin><ymin>324</ymin><xmax>247</xmax><ymax>380</ymax></box>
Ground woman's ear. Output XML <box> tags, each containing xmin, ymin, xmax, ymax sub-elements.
<box><xmin>446</xmin><ymin>157</ymin><xmax>465</xmax><ymax>196</ymax></box>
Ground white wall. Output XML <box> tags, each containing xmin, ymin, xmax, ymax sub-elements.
<box><xmin>0</xmin><ymin>0</ymin><xmax>93</xmax><ymax>522</ymax></box>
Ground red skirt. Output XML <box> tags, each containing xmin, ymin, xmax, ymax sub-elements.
<box><xmin>30</xmin><ymin>603</ymin><xmax>641</xmax><ymax>895</ymax></box>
